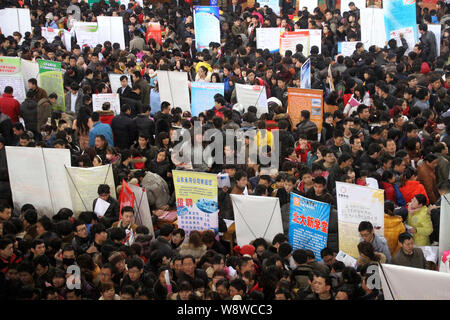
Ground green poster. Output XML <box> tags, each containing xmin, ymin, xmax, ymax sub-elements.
<box><xmin>0</xmin><ymin>56</ymin><xmax>26</xmax><ymax>102</ymax></box>
<box><xmin>38</xmin><ymin>59</ymin><xmax>65</xmax><ymax>111</ymax></box>
<box><xmin>87</xmin><ymin>0</ymin><xmax>111</xmax><ymax>7</ymax></box>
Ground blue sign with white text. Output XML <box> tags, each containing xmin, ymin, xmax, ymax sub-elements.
<box><xmin>194</xmin><ymin>6</ymin><xmax>221</xmax><ymax>50</ymax></box>
<box><xmin>289</xmin><ymin>193</ymin><xmax>330</xmax><ymax>261</ymax></box>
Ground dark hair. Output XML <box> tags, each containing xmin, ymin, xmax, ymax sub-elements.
<box><xmin>230</xmin><ymin>278</ymin><xmax>247</xmax><ymax>293</ymax></box>
<box><xmin>398</xmin><ymin>232</ymin><xmax>413</xmax><ymax>243</ymax></box>
<box><xmin>358</xmin><ymin>221</ymin><xmax>373</xmax><ymax>233</ymax></box>
<box><xmin>414</xmin><ymin>194</ymin><xmax>427</xmax><ymax>206</ymax></box>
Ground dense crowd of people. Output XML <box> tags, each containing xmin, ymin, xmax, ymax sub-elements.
<box><xmin>0</xmin><ymin>0</ymin><xmax>450</xmax><ymax>300</ymax></box>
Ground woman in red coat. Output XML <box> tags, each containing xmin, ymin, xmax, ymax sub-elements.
<box><xmin>398</xmin><ymin>167</ymin><xmax>429</xmax><ymax>206</ymax></box>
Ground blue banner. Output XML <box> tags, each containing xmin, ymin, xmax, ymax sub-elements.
<box><xmin>300</xmin><ymin>58</ymin><xmax>311</xmax><ymax>89</ymax></box>
<box><xmin>289</xmin><ymin>193</ymin><xmax>330</xmax><ymax>261</ymax></box>
<box><xmin>210</xmin><ymin>0</ymin><xmax>218</xmax><ymax>5</ymax></box>
<box><xmin>194</xmin><ymin>6</ymin><xmax>220</xmax><ymax>50</ymax></box>
<box><xmin>384</xmin><ymin>0</ymin><xmax>418</xmax><ymax>47</ymax></box>
<box><xmin>191</xmin><ymin>82</ymin><xmax>224</xmax><ymax>116</ymax></box>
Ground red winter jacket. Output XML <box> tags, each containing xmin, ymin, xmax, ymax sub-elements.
<box><xmin>381</xmin><ymin>181</ymin><xmax>396</xmax><ymax>203</ymax></box>
<box><xmin>0</xmin><ymin>93</ymin><xmax>20</xmax><ymax>124</ymax></box>
<box><xmin>399</xmin><ymin>180</ymin><xmax>429</xmax><ymax>205</ymax></box>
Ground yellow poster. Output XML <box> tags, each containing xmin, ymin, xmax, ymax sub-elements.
<box><xmin>336</xmin><ymin>182</ymin><xmax>384</xmax><ymax>258</ymax></box>
<box><xmin>172</xmin><ymin>170</ymin><xmax>219</xmax><ymax>235</ymax></box>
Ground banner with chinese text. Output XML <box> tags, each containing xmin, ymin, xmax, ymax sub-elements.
<box><xmin>0</xmin><ymin>56</ymin><xmax>26</xmax><ymax>102</ymax></box>
<box><xmin>336</xmin><ymin>182</ymin><xmax>384</xmax><ymax>258</ymax></box>
<box><xmin>194</xmin><ymin>6</ymin><xmax>220</xmax><ymax>50</ymax></box>
<box><xmin>172</xmin><ymin>170</ymin><xmax>219</xmax><ymax>236</ymax></box>
<box><xmin>287</xmin><ymin>87</ymin><xmax>323</xmax><ymax>131</ymax></box>
<box><xmin>289</xmin><ymin>193</ymin><xmax>330</xmax><ymax>261</ymax></box>
<box><xmin>38</xmin><ymin>59</ymin><xmax>65</xmax><ymax>111</ymax></box>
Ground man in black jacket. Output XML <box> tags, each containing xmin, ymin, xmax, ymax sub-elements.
<box><xmin>116</xmin><ymin>75</ymin><xmax>132</xmax><ymax>99</ymax></box>
<box><xmin>120</xmin><ymin>85</ymin><xmax>143</xmax><ymax>118</ymax></box>
<box><xmin>92</xmin><ymin>184</ymin><xmax>120</xmax><ymax>225</ymax></box>
<box><xmin>0</xmin><ymin>111</ymin><xmax>13</xmax><ymax>146</ymax></box>
<box><xmin>418</xmin><ymin>23</ymin><xmax>437</xmax><ymax>63</ymax></box>
<box><xmin>148</xmin><ymin>224</ymin><xmax>174</xmax><ymax>261</ymax></box>
<box><xmin>111</xmin><ymin>104</ymin><xmax>138</xmax><ymax>150</ymax></box>
<box><xmin>134</xmin><ymin>105</ymin><xmax>155</xmax><ymax>144</ymax></box>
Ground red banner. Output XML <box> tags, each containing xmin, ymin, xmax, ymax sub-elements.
<box><xmin>146</xmin><ymin>22</ymin><xmax>162</xmax><ymax>45</ymax></box>
<box><xmin>119</xmin><ymin>179</ymin><xmax>135</xmax><ymax>220</ymax></box>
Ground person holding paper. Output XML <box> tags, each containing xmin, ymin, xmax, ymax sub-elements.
<box><xmin>112</xmin><ymin>206</ymin><xmax>138</xmax><ymax>246</ymax></box>
<box><xmin>93</xmin><ymin>184</ymin><xmax>120</xmax><ymax>225</ymax></box>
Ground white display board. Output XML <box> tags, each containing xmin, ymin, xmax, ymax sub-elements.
<box><xmin>0</xmin><ymin>8</ymin><xmax>32</xmax><ymax>37</ymax></box>
<box><xmin>361</xmin><ymin>8</ymin><xmax>386</xmax><ymax>48</ymax></box>
<box><xmin>235</xmin><ymin>83</ymin><xmax>268</xmax><ymax>117</ymax></box>
<box><xmin>65</xmin><ymin>165</ymin><xmax>116</xmax><ymax>215</ymax></box>
<box><xmin>231</xmin><ymin>195</ymin><xmax>283</xmax><ymax>246</ymax></box>
<box><xmin>92</xmin><ymin>93</ymin><xmax>121</xmax><ymax>115</ymax></box>
<box><xmin>5</xmin><ymin>147</ymin><xmax>72</xmax><ymax>217</ymax></box>
<box><xmin>157</xmin><ymin>70</ymin><xmax>190</xmax><ymax>112</ymax></box>
<box><xmin>380</xmin><ymin>263</ymin><xmax>450</xmax><ymax>300</ymax></box>
<box><xmin>299</xmin><ymin>0</ymin><xmax>318</xmax><ymax>11</ymax></box>
<box><xmin>256</xmin><ymin>28</ymin><xmax>282</xmax><ymax>53</ymax></box>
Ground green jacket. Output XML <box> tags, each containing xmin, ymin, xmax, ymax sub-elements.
<box><xmin>407</xmin><ymin>206</ymin><xmax>433</xmax><ymax>246</ymax></box>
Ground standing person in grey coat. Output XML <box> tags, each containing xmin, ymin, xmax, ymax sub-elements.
<box><xmin>20</xmin><ymin>90</ymin><xmax>39</xmax><ymax>140</ymax></box>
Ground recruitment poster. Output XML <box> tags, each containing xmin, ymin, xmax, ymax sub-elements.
<box><xmin>289</xmin><ymin>193</ymin><xmax>330</xmax><ymax>261</ymax></box>
<box><xmin>73</xmin><ymin>22</ymin><xmax>99</xmax><ymax>48</ymax></box>
<box><xmin>146</xmin><ymin>22</ymin><xmax>162</xmax><ymax>45</ymax></box>
<box><xmin>38</xmin><ymin>59</ymin><xmax>65</xmax><ymax>111</ymax></box>
<box><xmin>92</xmin><ymin>93</ymin><xmax>121</xmax><ymax>115</ymax></box>
<box><xmin>194</xmin><ymin>6</ymin><xmax>220</xmax><ymax>50</ymax></box>
<box><xmin>280</xmin><ymin>31</ymin><xmax>310</xmax><ymax>57</ymax></box>
<box><xmin>338</xmin><ymin>41</ymin><xmax>358</xmax><ymax>56</ymax></box>
<box><xmin>0</xmin><ymin>56</ymin><xmax>26</xmax><ymax>102</ymax></box>
<box><xmin>384</xmin><ymin>0</ymin><xmax>417</xmax><ymax>54</ymax></box>
<box><xmin>191</xmin><ymin>82</ymin><xmax>224</xmax><ymax>116</ymax></box>
<box><xmin>172</xmin><ymin>170</ymin><xmax>219</xmax><ymax>236</ymax></box>
<box><xmin>287</xmin><ymin>87</ymin><xmax>323</xmax><ymax>131</ymax></box>
<box><xmin>256</xmin><ymin>28</ymin><xmax>282</xmax><ymax>53</ymax></box>
<box><xmin>336</xmin><ymin>182</ymin><xmax>384</xmax><ymax>258</ymax></box>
